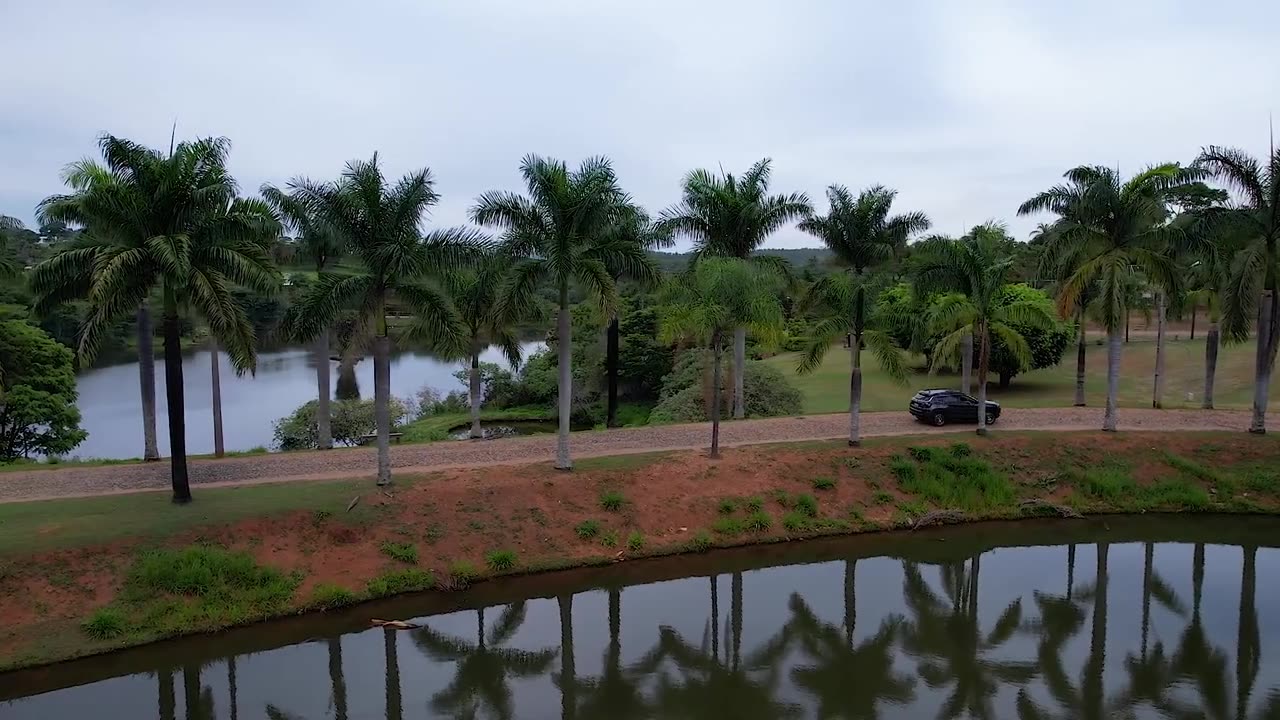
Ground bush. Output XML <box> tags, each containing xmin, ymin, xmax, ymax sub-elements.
<box><xmin>649</xmin><ymin>351</ymin><xmax>803</xmax><ymax>424</ymax></box>
<box><xmin>273</xmin><ymin>397</ymin><xmax>410</xmax><ymax>450</ymax></box>
<box><xmin>745</xmin><ymin>511</ymin><xmax>772</xmax><ymax>532</ymax></box>
<box><xmin>745</xmin><ymin>495</ymin><xmax>764</xmax><ymax>512</ymax></box>
<box><xmin>575</xmin><ymin>519</ymin><xmax>601</xmax><ymax>539</ymax></box>
<box><xmin>366</xmin><ymin>569</ymin><xmax>435</xmax><ymax>598</ymax></box>
<box><xmin>600</xmin><ymin>530</ymin><xmax>619</xmax><ymax>548</ymax></box>
<box><xmin>812</xmin><ymin>477</ymin><xmax>836</xmax><ymax>491</ymax></box>
<box><xmin>626</xmin><ymin>532</ymin><xmax>645</xmax><ymax>551</ymax></box>
<box><xmin>717</xmin><ymin>498</ymin><xmax>736</xmax><ymax>515</ymax></box>
<box><xmin>83</xmin><ymin>607</ymin><xmax>126</xmax><ymax>639</ymax></box>
<box><xmin>308</xmin><ymin>583</ymin><xmax>357</xmax><ymax>610</ymax></box>
<box><xmin>0</xmin><ymin>319</ymin><xmax>87</xmax><ymax>460</ymax></box>
<box><xmin>689</xmin><ymin>530</ymin><xmax>713</xmax><ymax>552</ymax></box>
<box><xmin>380</xmin><ymin>542</ymin><xmax>418</xmax><ymax>564</ymax></box>
<box><xmin>794</xmin><ymin>494</ymin><xmax>819</xmax><ymax>517</ymax></box>
<box><xmin>486</xmin><ymin>550</ymin><xmax>517</xmax><ymax>572</ymax></box>
<box><xmin>782</xmin><ymin>511</ymin><xmax>809</xmax><ymax>532</ymax></box>
<box><xmin>600</xmin><ymin>490</ymin><xmax>625</xmax><ymax>512</ymax></box>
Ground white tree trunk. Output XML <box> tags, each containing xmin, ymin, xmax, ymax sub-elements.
<box><xmin>137</xmin><ymin>303</ymin><xmax>160</xmax><ymax>461</ymax></box>
<box><xmin>468</xmin><ymin>351</ymin><xmax>482</xmax><ymax>439</ymax></box>
<box><xmin>960</xmin><ymin>330</ymin><xmax>972</xmax><ymax>396</ymax></box>
<box><xmin>556</xmin><ymin>285</ymin><xmax>573</xmax><ymax>469</ymax></box>
<box><xmin>732</xmin><ymin>326</ymin><xmax>746</xmax><ymax>419</ymax></box>
<box><xmin>1104</xmin><ymin>327</ymin><xmax>1121</xmax><ymax>431</ymax></box>
<box><xmin>373</xmin><ymin>334</ymin><xmax>392</xmax><ymax>485</ymax></box>
<box><xmin>1204</xmin><ymin>321</ymin><xmax>1219</xmax><ymax>409</ymax></box>
<box><xmin>849</xmin><ymin>334</ymin><xmax>862</xmax><ymax>446</ymax></box>
<box><xmin>316</xmin><ymin>330</ymin><xmax>332</xmax><ymax>450</ymax></box>
<box><xmin>1152</xmin><ymin>291</ymin><xmax>1166</xmax><ymax>409</ymax></box>
<box><xmin>210</xmin><ymin>340</ymin><xmax>224</xmax><ymax>458</ymax></box>
<box><xmin>1250</xmin><ymin>289</ymin><xmax>1275</xmax><ymax>434</ymax></box>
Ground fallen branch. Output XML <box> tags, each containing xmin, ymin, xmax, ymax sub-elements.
<box><xmin>371</xmin><ymin>619</ymin><xmax>420</xmax><ymax>630</ymax></box>
<box><xmin>346</xmin><ymin>496</ymin><xmax>360</xmax><ymax>513</ymax></box>
<box><xmin>911</xmin><ymin>510</ymin><xmax>966</xmax><ymax>530</ymax></box>
<box><xmin>1019</xmin><ymin>499</ymin><xmax>1083</xmax><ymax>519</ymax></box>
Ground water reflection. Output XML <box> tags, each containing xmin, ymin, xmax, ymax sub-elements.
<box><xmin>4</xmin><ymin>521</ymin><xmax>1280</xmax><ymax>719</ymax></box>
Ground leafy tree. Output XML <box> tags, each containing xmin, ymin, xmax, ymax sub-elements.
<box><xmin>33</xmin><ymin>135</ymin><xmax>280</xmax><ymax>502</ymax></box>
<box><xmin>1195</xmin><ymin>146</ymin><xmax>1280</xmax><ymax>432</ymax></box>
<box><xmin>657</xmin><ymin>258</ymin><xmax>784</xmax><ymax>458</ymax></box>
<box><xmin>657</xmin><ymin>158</ymin><xmax>811</xmax><ymax>420</ymax></box>
<box><xmin>649</xmin><ymin>351</ymin><xmax>802</xmax><ymax>424</ymax></box>
<box><xmin>986</xmin><ymin>285</ymin><xmax>1073</xmax><ymax>388</ymax></box>
<box><xmin>615</xmin><ymin>296</ymin><xmax>674</xmax><ymax>403</ymax></box>
<box><xmin>471</xmin><ymin>155</ymin><xmax>654</xmax><ymax>469</ymax></box>
<box><xmin>272</xmin><ymin>396</ymin><xmax>410</xmax><ymax>450</ymax></box>
<box><xmin>262</xmin><ymin>183</ymin><xmax>345</xmax><ymax>449</ymax></box>
<box><xmin>913</xmin><ymin>224</ymin><xmax>1055</xmax><ymax>435</ymax></box>
<box><xmin>796</xmin><ymin>184</ymin><xmax>926</xmax><ymax>445</ymax></box>
<box><xmin>1019</xmin><ymin>164</ymin><xmax>1197</xmax><ymax>431</ymax></box>
<box><xmin>282</xmin><ymin>155</ymin><xmax>483</xmax><ymax>486</ymax></box>
<box><xmin>0</xmin><ymin>319</ymin><xmax>87</xmax><ymax>460</ymax></box>
<box><xmin>601</xmin><ymin>206</ymin><xmax>669</xmax><ymax>427</ymax></box>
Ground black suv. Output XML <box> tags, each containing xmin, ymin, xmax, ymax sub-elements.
<box><xmin>909</xmin><ymin>389</ymin><xmax>1001</xmax><ymax>426</ymax></box>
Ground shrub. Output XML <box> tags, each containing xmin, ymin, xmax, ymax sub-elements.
<box><xmin>575</xmin><ymin>520</ymin><xmax>601</xmax><ymax>539</ymax></box>
<box><xmin>379</xmin><ymin>542</ymin><xmax>418</xmax><ymax>564</ymax></box>
<box><xmin>309</xmin><ymin>583</ymin><xmax>357</xmax><ymax>610</ymax></box>
<box><xmin>0</xmin><ymin>319</ymin><xmax>88</xmax><ymax>461</ymax></box>
<box><xmin>273</xmin><ymin>397</ymin><xmax>410</xmax><ymax>450</ymax></box>
<box><xmin>812</xmin><ymin>476</ymin><xmax>836</xmax><ymax>491</ymax></box>
<box><xmin>782</xmin><ymin>511</ymin><xmax>809</xmax><ymax>532</ymax></box>
<box><xmin>366</xmin><ymin>569</ymin><xmax>435</xmax><ymax>598</ymax></box>
<box><xmin>600</xmin><ymin>490</ymin><xmax>626</xmax><ymax>512</ymax></box>
<box><xmin>889</xmin><ymin>455</ymin><xmax>917</xmax><ymax>483</ymax></box>
<box><xmin>649</xmin><ymin>352</ymin><xmax>803</xmax><ymax>423</ymax></box>
<box><xmin>907</xmin><ymin>446</ymin><xmax>936</xmax><ymax>463</ymax></box>
<box><xmin>83</xmin><ymin>607</ymin><xmax>126</xmax><ymax>639</ymax></box>
<box><xmin>745</xmin><ymin>495</ymin><xmax>764</xmax><ymax>512</ymax></box>
<box><xmin>794</xmin><ymin>494</ymin><xmax>819</xmax><ymax>517</ymax></box>
<box><xmin>450</xmin><ymin>561</ymin><xmax>478</xmax><ymax>585</ymax></box>
<box><xmin>717</xmin><ymin>498</ymin><xmax>737</xmax><ymax>515</ymax></box>
<box><xmin>713</xmin><ymin>517</ymin><xmax>744</xmax><ymax>535</ymax></box>
<box><xmin>626</xmin><ymin>532</ymin><xmax>645</xmax><ymax>551</ymax></box>
<box><xmin>600</xmin><ymin>530</ymin><xmax>619</xmax><ymax>548</ymax></box>
<box><xmin>949</xmin><ymin>442</ymin><xmax>972</xmax><ymax>458</ymax></box>
<box><xmin>745</xmin><ymin>511</ymin><xmax>772</xmax><ymax>532</ymax></box>
<box><xmin>486</xmin><ymin>550</ymin><xmax>517</xmax><ymax>572</ymax></box>
<box><xmin>689</xmin><ymin>531</ymin><xmax>713</xmax><ymax>552</ymax></box>
<box><xmin>872</xmin><ymin>490</ymin><xmax>894</xmax><ymax>505</ymax></box>
<box><xmin>772</xmin><ymin>490</ymin><xmax>792</xmax><ymax>507</ymax></box>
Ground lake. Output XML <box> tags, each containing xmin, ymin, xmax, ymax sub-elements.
<box><xmin>3</xmin><ymin>516</ymin><xmax>1278</xmax><ymax>719</ymax></box>
<box><xmin>71</xmin><ymin>343</ymin><xmax>542</xmax><ymax>460</ymax></box>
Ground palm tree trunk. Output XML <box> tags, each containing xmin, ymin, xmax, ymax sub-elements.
<box><xmin>138</xmin><ymin>303</ymin><xmax>160</xmax><ymax>461</ymax></box>
<box><xmin>1190</xmin><ymin>300</ymin><xmax>1197</xmax><ymax>340</ymax></box>
<box><xmin>559</xmin><ymin>594</ymin><xmax>576</xmax><ymax>720</ymax></box>
<box><xmin>182</xmin><ymin>664</ymin><xmax>200</xmax><ymax>720</ymax></box>
<box><xmin>373</xmin><ymin>331</ymin><xmax>392</xmax><ymax>486</ymax></box>
<box><xmin>1204</xmin><ymin>320</ymin><xmax>1220</xmax><ymax>409</ymax></box>
<box><xmin>849</xmin><ymin>332</ymin><xmax>862</xmax><ymax>446</ymax></box>
<box><xmin>1141</xmin><ymin>542</ymin><xmax>1153</xmax><ymax>658</ymax></box>
<box><xmin>960</xmin><ymin>330</ymin><xmax>973</xmax><ymax>396</ymax></box>
<box><xmin>162</xmin><ymin>300</ymin><xmax>191</xmax><ymax>504</ymax></box>
<box><xmin>975</xmin><ymin>324</ymin><xmax>989</xmax><ymax>436</ymax></box>
<box><xmin>843</xmin><ymin>560</ymin><xmax>856</xmax><ymax>646</ymax></box>
<box><xmin>226</xmin><ymin>656</ymin><xmax>238</xmax><ymax>720</ymax></box>
<box><xmin>730</xmin><ymin>571</ymin><xmax>743</xmax><ymax>671</ymax></box>
<box><xmin>710</xmin><ymin>575</ymin><xmax>720</xmax><ymax>660</ymax></box>
<box><xmin>1125</xmin><ymin>312</ymin><xmax>1131</xmax><ymax>343</ymax></box>
<box><xmin>1236</xmin><ymin>545</ymin><xmax>1259</xmax><ymax>720</ymax></box>
<box><xmin>158</xmin><ymin>668</ymin><xmax>176</xmax><ymax>720</ymax></box>
<box><xmin>1067</xmin><ymin>544</ymin><xmax>1076</xmax><ymax>600</ymax></box>
<box><xmin>732</xmin><ymin>326</ymin><xmax>746</xmax><ymax>419</ymax></box>
<box><xmin>468</xmin><ymin>349</ymin><xmax>482</xmax><ymax>439</ymax></box>
<box><xmin>1085</xmin><ymin>544</ymin><xmax>1110</xmax><ymax>720</ymax></box>
<box><xmin>1104</xmin><ymin>327</ymin><xmax>1121</xmax><ymax>431</ymax></box>
<box><xmin>606</xmin><ymin>314</ymin><xmax>619</xmax><ymax>428</ymax></box>
<box><xmin>556</xmin><ymin>283</ymin><xmax>573</xmax><ymax>469</ymax></box>
<box><xmin>383</xmin><ymin>628</ymin><xmax>402</xmax><ymax>720</ymax></box>
<box><xmin>209</xmin><ymin>339</ymin><xmax>224</xmax><ymax>458</ymax></box>
<box><xmin>316</xmin><ymin>330</ymin><xmax>332</xmax><ymax>450</ymax></box>
<box><xmin>608</xmin><ymin>589</ymin><xmax>621</xmax><ymax>681</ymax></box>
<box><xmin>1152</xmin><ymin>291</ymin><xmax>1166</xmax><ymax>409</ymax></box>
<box><xmin>711</xmin><ymin>331</ymin><xmax>723</xmax><ymax>459</ymax></box>
<box><xmin>1074</xmin><ymin>307</ymin><xmax>1087</xmax><ymax>406</ymax></box>
<box><xmin>328</xmin><ymin>638</ymin><xmax>348</xmax><ymax>720</ymax></box>
<box><xmin>1249</xmin><ymin>289</ymin><xmax>1275</xmax><ymax>434</ymax></box>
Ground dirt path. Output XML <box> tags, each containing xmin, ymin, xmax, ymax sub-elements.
<box><xmin>0</xmin><ymin>407</ymin><xmax>1252</xmax><ymax>503</ymax></box>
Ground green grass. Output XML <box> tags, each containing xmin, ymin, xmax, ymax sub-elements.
<box><xmin>308</xmin><ymin>583</ymin><xmax>358</xmax><ymax>610</ymax></box>
<box><xmin>626</xmin><ymin>532</ymin><xmax>645</xmax><ymax>551</ymax></box>
<box><xmin>689</xmin><ymin>530</ymin><xmax>713</xmax><ymax>552</ymax></box>
<box><xmin>745</xmin><ymin>510</ymin><xmax>772</xmax><ymax>532</ymax></box>
<box><xmin>766</xmin><ymin>337</ymin><xmax>1278</xmax><ymax>414</ymax></box>
<box><xmin>717</xmin><ymin>498</ymin><xmax>737</xmax><ymax>514</ymax></box>
<box><xmin>366</xmin><ymin>569</ymin><xmax>435</xmax><ymax>598</ymax></box>
<box><xmin>574</xmin><ymin>519</ymin><xmax>601</xmax><ymax>539</ymax></box>
<box><xmin>399</xmin><ymin>406</ymin><xmax>552</xmax><ymax>443</ymax></box>
<box><xmin>794</xmin><ymin>494</ymin><xmax>819</xmax><ymax>517</ymax></box>
<box><xmin>486</xmin><ymin>549</ymin><xmax>517</xmax><ymax>572</ymax></box>
<box><xmin>379</xmin><ymin>541</ymin><xmax>418</xmax><ymax>564</ymax></box>
<box><xmin>812</xmin><ymin>476</ymin><xmax>836</xmax><ymax>491</ymax></box>
<box><xmin>600</xmin><ymin>530</ymin><xmax>619</xmax><ymax>548</ymax></box>
<box><xmin>745</xmin><ymin>495</ymin><xmax>764</xmax><ymax>512</ymax></box>
<box><xmin>782</xmin><ymin>511</ymin><xmax>809</xmax><ymax>532</ymax></box>
<box><xmin>713</xmin><ymin>517</ymin><xmax>745</xmax><ymax>536</ymax></box>
<box><xmin>872</xmin><ymin>490</ymin><xmax>894</xmax><ymax>505</ymax></box>
<box><xmin>449</xmin><ymin>561</ymin><xmax>478</xmax><ymax>585</ymax></box>
<box><xmin>82</xmin><ymin>608</ymin><xmax>126</xmax><ymax>640</ymax></box>
<box><xmin>1076</xmin><ymin>465</ymin><xmax>1139</xmax><ymax>502</ymax></box>
<box><xmin>891</xmin><ymin>449</ymin><xmax>1016</xmax><ymax>513</ymax></box>
<box><xmin>600</xmin><ymin>490</ymin><xmax>626</xmax><ymax>512</ymax></box>
<box><xmin>897</xmin><ymin>499</ymin><xmax>929</xmax><ymax>518</ymax></box>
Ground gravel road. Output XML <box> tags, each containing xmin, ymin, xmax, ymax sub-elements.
<box><xmin>0</xmin><ymin>408</ymin><xmax>1253</xmax><ymax>503</ymax></box>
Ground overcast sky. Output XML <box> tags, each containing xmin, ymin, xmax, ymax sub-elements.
<box><xmin>2</xmin><ymin>0</ymin><xmax>1276</xmax><ymax>248</ymax></box>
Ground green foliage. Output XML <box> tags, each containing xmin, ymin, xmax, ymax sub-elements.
<box><xmin>366</xmin><ymin>569</ymin><xmax>435</xmax><ymax>598</ymax></box>
<box><xmin>308</xmin><ymin>583</ymin><xmax>357</xmax><ymax>610</ymax></box>
<box><xmin>379</xmin><ymin>541</ymin><xmax>418</xmax><ymax>564</ymax></box>
<box><xmin>949</xmin><ymin>442</ymin><xmax>972</xmax><ymax>458</ymax></box>
<box><xmin>812</xmin><ymin>476</ymin><xmax>836</xmax><ymax>491</ymax></box>
<box><xmin>616</xmin><ymin>298</ymin><xmax>675</xmax><ymax>402</ymax></box>
<box><xmin>0</xmin><ymin>319</ymin><xmax>87</xmax><ymax>460</ymax></box>
<box><xmin>897</xmin><ymin>499</ymin><xmax>929</xmax><ymax>517</ymax></box>
<box><xmin>794</xmin><ymin>493</ymin><xmax>819</xmax><ymax>517</ymax></box>
<box><xmin>574</xmin><ymin>519</ymin><xmax>601</xmax><ymax>539</ymax></box>
<box><xmin>892</xmin><ymin>448</ymin><xmax>1015</xmax><ymax>512</ymax></box>
<box><xmin>649</xmin><ymin>350</ymin><xmax>803</xmax><ymax>423</ymax></box>
<box><xmin>745</xmin><ymin>510</ymin><xmax>772</xmax><ymax>532</ymax></box>
<box><xmin>712</xmin><ymin>517</ymin><xmax>744</xmax><ymax>535</ymax></box>
<box><xmin>449</xmin><ymin>561</ymin><xmax>478</xmax><ymax>585</ymax></box>
<box><xmin>782</xmin><ymin>511</ymin><xmax>809</xmax><ymax>532</ymax></box>
<box><xmin>745</xmin><ymin>495</ymin><xmax>764</xmax><ymax>512</ymax></box>
<box><xmin>626</xmin><ymin>532</ymin><xmax>646</xmax><ymax>551</ymax></box>
<box><xmin>1077</xmin><ymin>465</ymin><xmax>1138</xmax><ymax>501</ymax></box>
<box><xmin>872</xmin><ymin>490</ymin><xmax>894</xmax><ymax>505</ymax></box>
<box><xmin>889</xmin><ymin>455</ymin><xmax>916</xmax><ymax>482</ymax></box>
<box><xmin>82</xmin><ymin>607</ymin><xmax>126</xmax><ymax>639</ymax></box>
<box><xmin>272</xmin><ymin>397</ymin><xmax>410</xmax><ymax>450</ymax></box>
<box><xmin>717</xmin><ymin>498</ymin><xmax>736</xmax><ymax>514</ymax></box>
<box><xmin>689</xmin><ymin>530</ymin><xmax>713</xmax><ymax>552</ymax></box>
<box><xmin>600</xmin><ymin>489</ymin><xmax>626</xmax><ymax>512</ymax></box>
<box><xmin>128</xmin><ymin>546</ymin><xmax>291</xmax><ymax>598</ymax></box>
<box><xmin>599</xmin><ymin>530</ymin><xmax>619</xmax><ymax>548</ymax></box>
<box><xmin>485</xmin><ymin>549</ymin><xmax>517</xmax><ymax>572</ymax></box>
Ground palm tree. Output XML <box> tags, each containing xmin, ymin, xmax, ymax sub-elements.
<box><xmin>262</xmin><ymin>183</ymin><xmax>345</xmax><ymax>449</ymax></box>
<box><xmin>657</xmin><ymin>158</ymin><xmax>812</xmax><ymax>419</ymax></box>
<box><xmin>471</xmin><ymin>155</ymin><xmax>653</xmax><ymax>470</ymax></box>
<box><xmin>384</xmin><ymin>628</ymin><xmax>403</xmax><ymax>720</ymax></box>
<box><xmin>796</xmin><ymin>184</ymin><xmax>925</xmax><ymax>445</ymax></box>
<box><xmin>1195</xmin><ymin>146</ymin><xmax>1280</xmax><ymax>432</ymax></box>
<box><xmin>603</xmin><ymin>205</ymin><xmax>670</xmax><ymax>427</ymax></box>
<box><xmin>282</xmin><ymin>155</ymin><xmax>484</xmax><ymax>485</ymax></box>
<box><xmin>913</xmin><ymin>223</ymin><xmax>1056</xmax><ymax>435</ymax></box>
<box><xmin>34</xmin><ymin>135</ymin><xmax>280</xmax><ymax>502</ymax></box>
<box><xmin>576</xmin><ymin>588</ymin><xmax>650</xmax><ymax>720</ymax></box>
<box><xmin>327</xmin><ymin>637</ymin><xmax>349</xmax><ymax>720</ymax></box>
<box><xmin>412</xmin><ymin>602</ymin><xmax>559</xmax><ymax>719</ymax></box>
<box><xmin>1019</xmin><ymin>164</ymin><xmax>1197</xmax><ymax>431</ymax></box>
<box><xmin>656</xmin><ymin>258</ymin><xmax>785</xmax><ymax>458</ymax></box>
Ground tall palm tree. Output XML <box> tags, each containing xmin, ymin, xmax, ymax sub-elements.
<box><xmin>384</xmin><ymin>628</ymin><xmax>403</xmax><ymax>720</ymax></box>
<box><xmin>262</xmin><ymin>183</ymin><xmax>345</xmax><ymax>449</ymax></box>
<box><xmin>657</xmin><ymin>158</ymin><xmax>812</xmax><ymax>420</ymax></box>
<box><xmin>327</xmin><ymin>637</ymin><xmax>348</xmax><ymax>720</ymax></box>
<box><xmin>471</xmin><ymin>155</ymin><xmax>653</xmax><ymax>469</ymax></box>
<box><xmin>1195</xmin><ymin>146</ymin><xmax>1280</xmax><ymax>432</ymax></box>
<box><xmin>282</xmin><ymin>155</ymin><xmax>483</xmax><ymax>485</ymax></box>
<box><xmin>576</xmin><ymin>588</ymin><xmax>649</xmax><ymax>719</ymax></box>
<box><xmin>657</xmin><ymin>258</ymin><xmax>785</xmax><ymax>458</ymax></box>
<box><xmin>34</xmin><ymin>135</ymin><xmax>280</xmax><ymax>501</ymax></box>
<box><xmin>412</xmin><ymin>602</ymin><xmax>559</xmax><ymax>719</ymax></box>
<box><xmin>1019</xmin><ymin>164</ymin><xmax>1197</xmax><ymax>431</ymax></box>
<box><xmin>913</xmin><ymin>223</ymin><xmax>1056</xmax><ymax>435</ymax></box>
<box><xmin>796</xmin><ymin>184</ymin><xmax>925</xmax><ymax>445</ymax></box>
<box><xmin>556</xmin><ymin>594</ymin><xmax>579</xmax><ymax>720</ymax></box>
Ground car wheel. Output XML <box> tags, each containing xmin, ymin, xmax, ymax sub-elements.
<box><xmin>932</xmin><ymin>412</ymin><xmax>947</xmax><ymax>427</ymax></box>
<box><xmin>985</xmin><ymin>412</ymin><xmax>996</xmax><ymax>425</ymax></box>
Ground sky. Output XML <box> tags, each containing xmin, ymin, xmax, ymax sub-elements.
<box><xmin>2</xmin><ymin>0</ymin><xmax>1277</xmax><ymax>249</ymax></box>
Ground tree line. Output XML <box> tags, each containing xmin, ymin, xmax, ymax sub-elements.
<box><xmin>3</xmin><ymin>134</ymin><xmax>1277</xmax><ymax>502</ymax></box>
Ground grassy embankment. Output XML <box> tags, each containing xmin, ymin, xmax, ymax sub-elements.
<box><xmin>1</xmin><ymin>430</ymin><xmax>1278</xmax><ymax>671</ymax></box>
<box><xmin>766</xmin><ymin>337</ymin><xmax>1278</xmax><ymax>414</ymax></box>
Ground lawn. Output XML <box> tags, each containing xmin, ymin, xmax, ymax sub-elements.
<box><xmin>766</xmin><ymin>337</ymin><xmax>1278</xmax><ymax>414</ymax></box>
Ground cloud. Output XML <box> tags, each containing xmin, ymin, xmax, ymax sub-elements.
<box><xmin>1</xmin><ymin>0</ymin><xmax>1276</xmax><ymax>247</ymax></box>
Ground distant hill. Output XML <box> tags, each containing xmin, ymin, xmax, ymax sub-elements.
<box><xmin>649</xmin><ymin>248</ymin><xmax>833</xmax><ymax>273</ymax></box>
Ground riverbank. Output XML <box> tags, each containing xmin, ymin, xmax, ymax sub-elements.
<box><xmin>1</xmin><ymin>429</ymin><xmax>1278</xmax><ymax>671</ymax></box>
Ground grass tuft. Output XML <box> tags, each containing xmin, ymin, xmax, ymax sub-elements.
<box><xmin>82</xmin><ymin>607</ymin><xmax>126</xmax><ymax>640</ymax></box>
<box><xmin>600</xmin><ymin>530</ymin><xmax>619</xmax><ymax>548</ymax></box>
<box><xmin>379</xmin><ymin>541</ymin><xmax>418</xmax><ymax>564</ymax></box>
<box><xmin>574</xmin><ymin>519</ymin><xmax>601</xmax><ymax>540</ymax></box>
<box><xmin>745</xmin><ymin>510</ymin><xmax>772</xmax><ymax>532</ymax></box>
<box><xmin>689</xmin><ymin>531</ymin><xmax>713</xmax><ymax>552</ymax></box>
<box><xmin>812</xmin><ymin>476</ymin><xmax>836</xmax><ymax>491</ymax></box>
<box><xmin>782</xmin><ymin>511</ymin><xmax>809</xmax><ymax>532</ymax></box>
<box><xmin>366</xmin><ymin>569</ymin><xmax>434</xmax><ymax>598</ymax></box>
<box><xmin>627</xmin><ymin>532</ymin><xmax>645</xmax><ymax>551</ymax></box>
<box><xmin>794</xmin><ymin>493</ymin><xmax>819</xmax><ymax>518</ymax></box>
<box><xmin>713</xmin><ymin>517</ymin><xmax>744</xmax><ymax>536</ymax></box>
<box><xmin>872</xmin><ymin>490</ymin><xmax>894</xmax><ymax>505</ymax></box>
<box><xmin>600</xmin><ymin>490</ymin><xmax>626</xmax><ymax>512</ymax></box>
<box><xmin>717</xmin><ymin>498</ymin><xmax>736</xmax><ymax>515</ymax></box>
<box><xmin>486</xmin><ymin>549</ymin><xmax>518</xmax><ymax>572</ymax></box>
<box><xmin>449</xmin><ymin>561</ymin><xmax>478</xmax><ymax>586</ymax></box>
<box><xmin>745</xmin><ymin>495</ymin><xmax>764</xmax><ymax>512</ymax></box>
<box><xmin>308</xmin><ymin>583</ymin><xmax>357</xmax><ymax>610</ymax></box>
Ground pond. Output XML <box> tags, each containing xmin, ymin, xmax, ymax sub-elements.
<box><xmin>71</xmin><ymin>343</ymin><xmax>542</xmax><ymax>460</ymax></box>
<box><xmin>2</xmin><ymin>516</ymin><xmax>1278</xmax><ymax>719</ymax></box>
